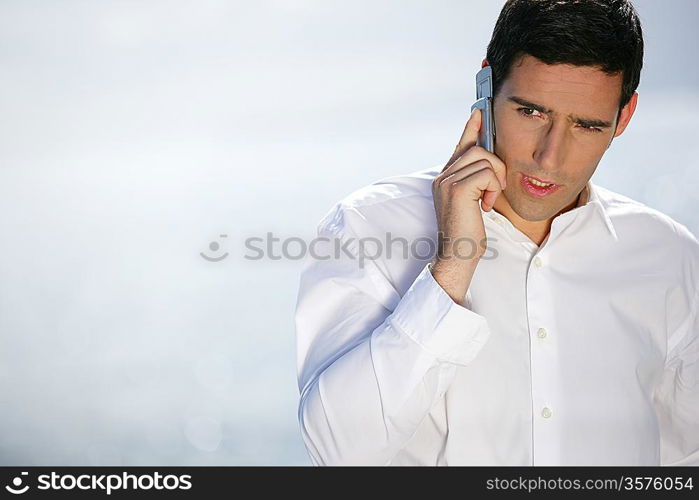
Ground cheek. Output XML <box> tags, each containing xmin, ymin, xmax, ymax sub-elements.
<box><xmin>494</xmin><ymin>117</ymin><xmax>535</xmax><ymax>158</ymax></box>
<box><xmin>568</xmin><ymin>138</ymin><xmax>609</xmax><ymax>168</ymax></box>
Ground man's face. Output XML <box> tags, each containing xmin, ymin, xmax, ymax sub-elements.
<box><xmin>493</xmin><ymin>54</ymin><xmax>636</xmax><ymax>222</ymax></box>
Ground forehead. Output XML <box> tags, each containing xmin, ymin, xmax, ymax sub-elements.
<box><xmin>500</xmin><ymin>54</ymin><xmax>622</xmax><ymax>112</ymax></box>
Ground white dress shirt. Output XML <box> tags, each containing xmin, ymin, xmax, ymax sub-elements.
<box><xmin>294</xmin><ymin>164</ymin><xmax>699</xmax><ymax>466</ymax></box>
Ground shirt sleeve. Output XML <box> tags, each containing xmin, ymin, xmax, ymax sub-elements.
<box><xmin>655</xmin><ymin>286</ymin><xmax>699</xmax><ymax>466</ymax></box>
<box><xmin>295</xmin><ymin>204</ymin><xmax>492</xmax><ymax>465</ymax></box>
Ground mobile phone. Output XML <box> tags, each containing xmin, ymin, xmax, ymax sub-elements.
<box><xmin>470</xmin><ymin>65</ymin><xmax>495</xmax><ymax>153</ymax></box>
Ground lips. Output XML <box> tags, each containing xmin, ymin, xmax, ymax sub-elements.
<box><xmin>520</xmin><ymin>173</ymin><xmax>561</xmax><ymax>198</ymax></box>
<box><xmin>525</xmin><ymin>174</ymin><xmax>557</xmax><ymax>186</ymax></box>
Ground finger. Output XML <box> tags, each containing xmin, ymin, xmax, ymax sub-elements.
<box><xmin>450</xmin><ymin>164</ymin><xmax>504</xmax><ymax>210</ymax></box>
<box><xmin>442</xmin><ymin>145</ymin><xmax>507</xmax><ymax>190</ymax></box>
<box><xmin>481</xmin><ymin>189</ymin><xmax>500</xmax><ymax>211</ymax></box>
<box><xmin>437</xmin><ymin>146</ymin><xmax>506</xmax><ymax>191</ymax></box>
<box><xmin>444</xmin><ymin>108</ymin><xmax>481</xmax><ymax>169</ymax></box>
<box><xmin>441</xmin><ymin>159</ymin><xmax>493</xmax><ymax>187</ymax></box>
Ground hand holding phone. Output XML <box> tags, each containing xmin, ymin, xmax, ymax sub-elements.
<box><xmin>432</xmin><ymin>105</ymin><xmax>507</xmax><ymax>304</ymax></box>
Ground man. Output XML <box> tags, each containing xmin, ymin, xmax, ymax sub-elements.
<box><xmin>294</xmin><ymin>0</ymin><xmax>699</xmax><ymax>465</ymax></box>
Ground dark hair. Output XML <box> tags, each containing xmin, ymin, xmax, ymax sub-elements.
<box><xmin>486</xmin><ymin>0</ymin><xmax>643</xmax><ymax>118</ymax></box>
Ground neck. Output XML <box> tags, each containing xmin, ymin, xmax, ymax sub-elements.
<box><xmin>491</xmin><ymin>187</ymin><xmax>586</xmax><ymax>246</ymax></box>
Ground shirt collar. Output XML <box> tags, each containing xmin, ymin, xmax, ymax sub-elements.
<box><xmin>582</xmin><ymin>180</ymin><xmax>618</xmax><ymax>241</ymax></box>
<box><xmin>481</xmin><ymin>179</ymin><xmax>618</xmax><ymax>242</ymax></box>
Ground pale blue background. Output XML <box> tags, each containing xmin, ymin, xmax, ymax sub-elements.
<box><xmin>0</xmin><ymin>0</ymin><xmax>697</xmax><ymax>465</ymax></box>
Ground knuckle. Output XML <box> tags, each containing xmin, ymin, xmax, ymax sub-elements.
<box><xmin>461</xmin><ymin>145</ymin><xmax>477</xmax><ymax>158</ymax></box>
<box><xmin>472</xmin><ymin>146</ymin><xmax>504</xmax><ymax>167</ymax></box>
<box><xmin>474</xmin><ymin>159</ymin><xmax>493</xmax><ymax>170</ymax></box>
<box><xmin>472</xmin><ymin>167</ymin><xmax>490</xmax><ymax>178</ymax></box>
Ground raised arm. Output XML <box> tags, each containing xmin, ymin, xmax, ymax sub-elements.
<box><xmin>295</xmin><ymin>212</ymin><xmax>491</xmax><ymax>465</ymax></box>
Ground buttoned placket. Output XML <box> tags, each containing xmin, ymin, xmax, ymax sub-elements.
<box><xmin>525</xmin><ymin>246</ymin><xmax>562</xmax><ymax>465</ymax></box>
<box><xmin>484</xmin><ymin>207</ymin><xmax>587</xmax><ymax>466</ymax></box>
<box><xmin>524</xmin><ymin>210</ymin><xmax>588</xmax><ymax>466</ymax></box>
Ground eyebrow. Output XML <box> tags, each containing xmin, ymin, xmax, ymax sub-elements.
<box><xmin>506</xmin><ymin>95</ymin><xmax>614</xmax><ymax>128</ymax></box>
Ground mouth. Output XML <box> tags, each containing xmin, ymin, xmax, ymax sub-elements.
<box><xmin>520</xmin><ymin>173</ymin><xmax>561</xmax><ymax>198</ymax></box>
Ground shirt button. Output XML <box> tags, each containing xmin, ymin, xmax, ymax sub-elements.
<box><xmin>537</xmin><ymin>328</ymin><xmax>547</xmax><ymax>339</ymax></box>
<box><xmin>533</xmin><ymin>256</ymin><xmax>542</xmax><ymax>268</ymax></box>
<box><xmin>541</xmin><ymin>407</ymin><xmax>552</xmax><ymax>419</ymax></box>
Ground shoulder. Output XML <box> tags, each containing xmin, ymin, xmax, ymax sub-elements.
<box><xmin>596</xmin><ymin>183</ymin><xmax>698</xmax><ymax>250</ymax></box>
<box><xmin>595</xmin><ymin>183</ymin><xmax>699</xmax><ymax>289</ymax></box>
<box><xmin>316</xmin><ymin>165</ymin><xmax>440</xmax><ymax>238</ymax></box>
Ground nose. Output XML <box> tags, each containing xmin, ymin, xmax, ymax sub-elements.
<box><xmin>532</xmin><ymin>121</ymin><xmax>568</xmax><ymax>178</ymax></box>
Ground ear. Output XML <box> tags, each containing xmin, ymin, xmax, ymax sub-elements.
<box><xmin>612</xmin><ymin>91</ymin><xmax>638</xmax><ymax>139</ymax></box>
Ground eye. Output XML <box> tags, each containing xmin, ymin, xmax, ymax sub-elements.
<box><xmin>577</xmin><ymin>123</ymin><xmax>603</xmax><ymax>134</ymax></box>
<box><xmin>517</xmin><ymin>107</ymin><xmax>542</xmax><ymax>119</ymax></box>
